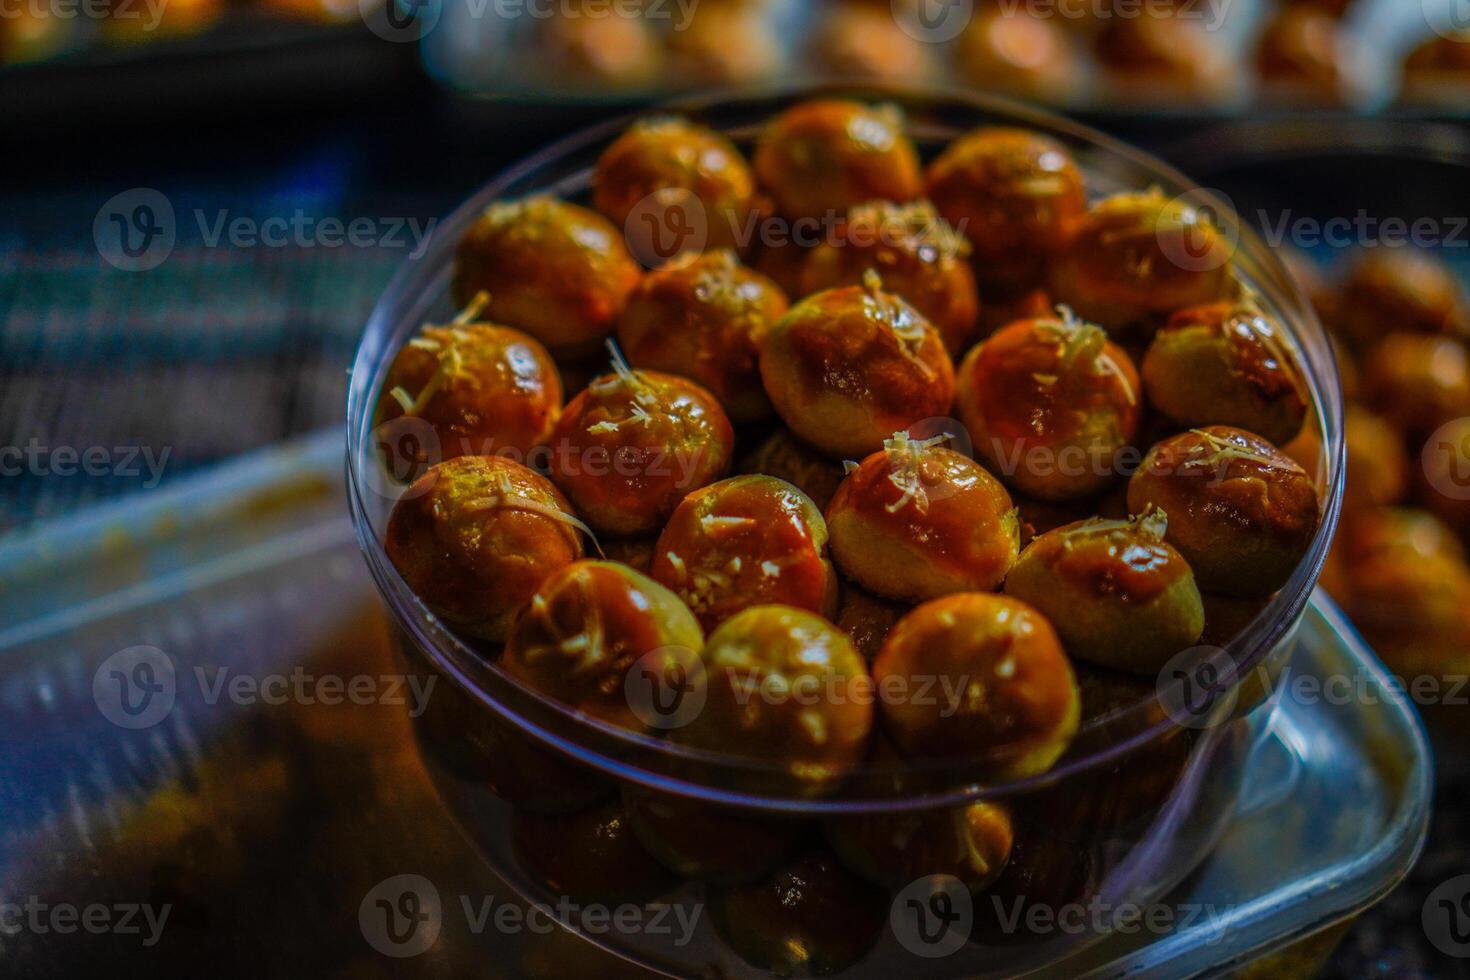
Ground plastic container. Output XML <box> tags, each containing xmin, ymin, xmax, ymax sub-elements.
<box><xmin>345</xmin><ymin>87</ymin><xmax>1347</xmax><ymax>976</ymax></box>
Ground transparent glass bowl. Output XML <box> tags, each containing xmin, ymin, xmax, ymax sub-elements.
<box><xmin>346</xmin><ymin>86</ymin><xmax>1345</xmax><ymax>975</ymax></box>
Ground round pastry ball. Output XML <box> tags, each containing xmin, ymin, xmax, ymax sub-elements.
<box><xmin>376</xmin><ymin>307</ymin><xmax>562</xmax><ymax>465</ymax></box>
<box><xmin>760</xmin><ymin>275</ymin><xmax>956</xmax><ymax>459</ymax></box>
<box><xmin>512</xmin><ymin>800</ymin><xmax>672</xmax><ymax>906</ymax></box>
<box><xmin>1255</xmin><ymin>6</ymin><xmax>1355</xmax><ymax>105</ymax></box>
<box><xmin>664</xmin><ymin>3</ymin><xmax>786</xmax><ymax>87</ymax></box>
<box><xmin>835</xmin><ymin>584</ymin><xmax>911</xmax><ymax>661</ymax></box>
<box><xmin>969</xmin><ymin>831</ymin><xmax>1098</xmax><ymax>946</ymax></box>
<box><xmin>652</xmin><ymin>475</ymin><xmax>838</xmax><ymax>631</ymax></box>
<box><xmin>1337</xmin><ymin>546</ymin><xmax>1470</xmax><ymax>685</ymax></box>
<box><xmin>671</xmin><ymin>605</ymin><xmax>873</xmax><ymax>794</ymax></box>
<box><xmin>550</xmin><ymin>359</ymin><xmax>734</xmax><ymax>535</ymax></box>
<box><xmin>593</xmin><ymin>117</ymin><xmax>761</xmax><ymax>253</ymax></box>
<box><xmin>1337</xmin><ymin>248</ymin><xmax>1469</xmax><ymax>348</ymax></box>
<box><xmin>709</xmin><ymin>851</ymin><xmax>886</xmax><ymax>977</ymax></box>
<box><xmin>799</xmin><ymin>199</ymin><xmax>979</xmax><ymax>353</ymax></box>
<box><xmin>737</xmin><ymin>428</ymin><xmax>847</xmax><ymax>512</ymax></box>
<box><xmin>957</xmin><ymin>312</ymin><xmax>1143</xmax><ymax>501</ymax></box>
<box><xmin>1093</xmin><ymin>11</ymin><xmax>1234</xmax><ymax>104</ymax></box>
<box><xmin>1003</xmin><ymin>511</ymin><xmax>1206</xmax><ymax>675</ymax></box>
<box><xmin>454</xmin><ymin>196</ymin><xmax>641</xmax><ymax>355</ymax></box>
<box><xmin>826</xmin><ymin>432</ymin><xmax>1021</xmax><ymax>601</ymax></box>
<box><xmin>1279</xmin><ymin>0</ymin><xmax>1353</xmax><ymax>16</ymax></box>
<box><xmin>615</xmin><ymin>249</ymin><xmax>787</xmax><ymax>423</ymax></box>
<box><xmin>415</xmin><ymin>675</ymin><xmax>611</xmax><ymax>814</ymax></box>
<box><xmin>753</xmin><ymin>99</ymin><xmax>922</xmax><ymax>222</ymax></box>
<box><xmin>1361</xmin><ymin>333</ymin><xmax>1470</xmax><ymax>435</ymax></box>
<box><xmin>1200</xmin><ymin>592</ymin><xmax>1274</xmax><ymax>649</ymax></box>
<box><xmin>978</xmin><ymin>285</ymin><xmax>1057</xmax><ymax>339</ymax></box>
<box><xmin>621</xmin><ymin>783</ymin><xmax>800</xmax><ymax>884</ymax></box>
<box><xmin>750</xmin><ymin>236</ymin><xmax>812</xmax><ymax>300</ymax></box>
<box><xmin>1127</xmin><ymin>426</ymin><xmax>1321</xmax><ymax>597</ymax></box>
<box><xmin>1343</xmin><ymin>405</ymin><xmax>1408</xmax><ymax>512</ymax></box>
<box><xmin>600</xmin><ymin>533</ymin><xmax>658</xmax><ymax>574</ymax></box>
<box><xmin>826</xmin><ymin>800</ymin><xmax>1013</xmax><ymax>892</ymax></box>
<box><xmin>1050</xmin><ymin>189</ymin><xmax>1235</xmax><ymax>332</ymax></box>
<box><xmin>1141</xmin><ymin>300</ymin><xmax>1309</xmax><ymax>446</ymax></box>
<box><xmin>1402</xmin><ymin>32</ymin><xmax>1470</xmax><ymax>107</ymax></box>
<box><xmin>385</xmin><ymin>455</ymin><xmax>586</xmax><ymax>641</ymax></box>
<box><xmin>537</xmin><ymin>6</ymin><xmax>662</xmax><ymax>89</ymax></box>
<box><xmin>502</xmin><ymin>560</ymin><xmax>704</xmax><ymax>733</ymax></box>
<box><xmin>808</xmin><ymin>3</ymin><xmax>938</xmax><ymax>84</ymax></box>
<box><xmin>1338</xmin><ymin>506</ymin><xmax>1465</xmax><ymax>567</ymax></box>
<box><xmin>925</xmin><ymin>126</ymin><xmax>1087</xmax><ymax>294</ymax></box>
<box><xmin>954</xmin><ymin>6</ymin><xmax>1082</xmax><ymax>104</ymax></box>
<box><xmin>872</xmin><ymin>592</ymin><xmax>1080</xmax><ymax>779</ymax></box>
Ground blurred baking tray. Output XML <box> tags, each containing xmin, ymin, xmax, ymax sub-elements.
<box><xmin>420</xmin><ymin>0</ymin><xmax>1467</xmax><ymax>117</ymax></box>
<box><xmin>0</xmin><ymin>430</ymin><xmax>1432</xmax><ymax>977</ymax></box>
<box><xmin>0</xmin><ymin>16</ymin><xmax>422</xmax><ymax>127</ymax></box>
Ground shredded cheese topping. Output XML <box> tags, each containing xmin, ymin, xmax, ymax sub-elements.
<box><xmin>451</xmin><ymin>290</ymin><xmax>491</xmax><ymax>326</ymax></box>
<box><xmin>1188</xmin><ymin>427</ymin><xmax>1281</xmax><ymax>472</ymax></box>
<box><xmin>465</xmin><ymin>471</ymin><xmax>602</xmax><ymax>554</ymax></box>
<box><xmin>882</xmin><ymin>430</ymin><xmax>952</xmax><ymax>514</ymax></box>
<box><xmin>590</xmin><ymin>338</ymin><xmax>657</xmax><ymax>407</ymax></box>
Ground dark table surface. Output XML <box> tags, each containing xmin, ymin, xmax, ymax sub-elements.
<box><xmin>2</xmin><ymin>57</ymin><xmax>1467</xmax><ymax>978</ymax></box>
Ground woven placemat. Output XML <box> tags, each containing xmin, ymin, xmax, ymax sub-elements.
<box><xmin>0</xmin><ymin>181</ymin><xmax>439</xmax><ymax>534</ymax></box>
